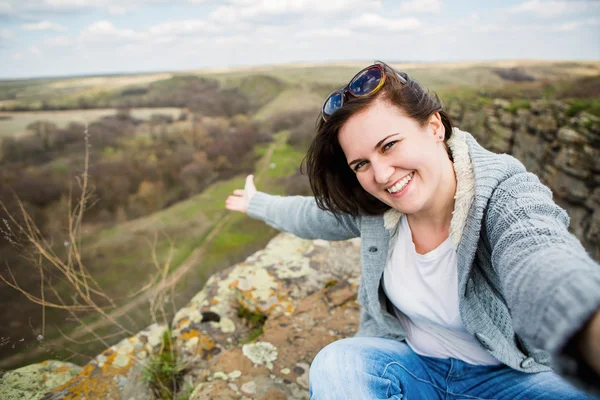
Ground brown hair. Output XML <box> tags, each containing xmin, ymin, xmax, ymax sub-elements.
<box><xmin>304</xmin><ymin>62</ymin><xmax>454</xmax><ymax>217</ymax></box>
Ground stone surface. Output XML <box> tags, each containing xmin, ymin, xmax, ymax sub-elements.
<box><xmin>176</xmin><ymin>234</ymin><xmax>362</xmax><ymax>399</ymax></box>
<box><xmin>0</xmin><ymin>360</ymin><xmax>81</xmax><ymax>400</ymax></box>
<box><xmin>188</xmin><ymin>271</ymin><xmax>360</xmax><ymax>399</ymax></box>
<box><xmin>42</xmin><ymin>323</ymin><xmax>167</xmax><ymax>400</ymax></box>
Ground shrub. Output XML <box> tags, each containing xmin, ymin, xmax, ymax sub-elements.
<box><xmin>143</xmin><ymin>329</ymin><xmax>187</xmax><ymax>400</ymax></box>
<box><xmin>270</xmin><ymin>109</ymin><xmax>317</xmax><ymax>133</ymax></box>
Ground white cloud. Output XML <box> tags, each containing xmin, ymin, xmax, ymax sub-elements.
<box><xmin>554</xmin><ymin>17</ymin><xmax>600</xmax><ymax>31</ymax></box>
<box><xmin>510</xmin><ymin>0</ymin><xmax>600</xmax><ymax>18</ymax></box>
<box><xmin>81</xmin><ymin>20</ymin><xmax>144</xmax><ymax>41</ymax></box>
<box><xmin>45</xmin><ymin>35</ymin><xmax>73</xmax><ymax>46</ymax></box>
<box><xmin>295</xmin><ymin>28</ymin><xmax>353</xmax><ymax>38</ymax></box>
<box><xmin>214</xmin><ymin>35</ymin><xmax>250</xmax><ymax>45</ymax></box>
<box><xmin>29</xmin><ymin>45</ymin><xmax>42</xmax><ymax>55</ymax></box>
<box><xmin>14</xmin><ymin>0</ymin><xmax>144</xmax><ymax>15</ymax></box>
<box><xmin>11</xmin><ymin>45</ymin><xmax>42</xmax><ymax>60</ymax></box>
<box><xmin>210</xmin><ymin>0</ymin><xmax>381</xmax><ymax>23</ymax></box>
<box><xmin>350</xmin><ymin>13</ymin><xmax>422</xmax><ymax>31</ymax></box>
<box><xmin>148</xmin><ymin>19</ymin><xmax>221</xmax><ymax>36</ymax></box>
<box><xmin>22</xmin><ymin>20</ymin><xmax>66</xmax><ymax>31</ymax></box>
<box><xmin>400</xmin><ymin>0</ymin><xmax>441</xmax><ymax>13</ymax></box>
<box><xmin>76</xmin><ymin>17</ymin><xmax>227</xmax><ymax>46</ymax></box>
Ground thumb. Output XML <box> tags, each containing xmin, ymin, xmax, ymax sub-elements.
<box><xmin>245</xmin><ymin>174</ymin><xmax>257</xmax><ymax>199</ymax></box>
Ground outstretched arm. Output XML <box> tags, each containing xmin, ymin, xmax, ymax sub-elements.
<box><xmin>486</xmin><ymin>171</ymin><xmax>600</xmax><ymax>380</ymax></box>
<box><xmin>226</xmin><ymin>175</ymin><xmax>360</xmax><ymax>241</ymax></box>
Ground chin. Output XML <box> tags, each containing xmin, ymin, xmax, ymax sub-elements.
<box><xmin>386</xmin><ymin>196</ymin><xmax>424</xmax><ymax>215</ymax></box>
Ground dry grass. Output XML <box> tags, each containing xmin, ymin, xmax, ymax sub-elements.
<box><xmin>0</xmin><ymin>124</ymin><xmax>184</xmax><ymax>369</ymax></box>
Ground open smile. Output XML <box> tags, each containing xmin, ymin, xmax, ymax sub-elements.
<box><xmin>386</xmin><ymin>172</ymin><xmax>414</xmax><ymax>194</ymax></box>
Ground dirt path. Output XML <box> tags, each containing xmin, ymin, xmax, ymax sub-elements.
<box><xmin>0</xmin><ymin>143</ymin><xmax>276</xmax><ymax>370</ymax></box>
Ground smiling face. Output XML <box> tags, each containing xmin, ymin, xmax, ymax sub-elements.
<box><xmin>338</xmin><ymin>97</ymin><xmax>452</xmax><ymax>217</ymax></box>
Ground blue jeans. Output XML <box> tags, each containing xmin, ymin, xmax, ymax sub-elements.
<box><xmin>309</xmin><ymin>337</ymin><xmax>595</xmax><ymax>400</ymax></box>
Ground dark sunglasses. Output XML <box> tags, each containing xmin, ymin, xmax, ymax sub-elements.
<box><xmin>321</xmin><ymin>62</ymin><xmax>408</xmax><ymax>121</ymax></box>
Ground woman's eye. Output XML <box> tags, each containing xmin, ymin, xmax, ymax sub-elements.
<box><xmin>382</xmin><ymin>140</ymin><xmax>397</xmax><ymax>152</ymax></box>
<box><xmin>354</xmin><ymin>161</ymin><xmax>368</xmax><ymax>172</ymax></box>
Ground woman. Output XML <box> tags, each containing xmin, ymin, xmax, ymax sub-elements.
<box><xmin>226</xmin><ymin>62</ymin><xmax>600</xmax><ymax>399</ymax></box>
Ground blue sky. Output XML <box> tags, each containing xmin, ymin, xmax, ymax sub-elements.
<box><xmin>0</xmin><ymin>0</ymin><xmax>599</xmax><ymax>79</ymax></box>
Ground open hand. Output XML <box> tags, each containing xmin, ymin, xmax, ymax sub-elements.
<box><xmin>225</xmin><ymin>174</ymin><xmax>257</xmax><ymax>214</ymax></box>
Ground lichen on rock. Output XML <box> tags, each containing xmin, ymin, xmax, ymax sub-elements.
<box><xmin>0</xmin><ymin>360</ymin><xmax>81</xmax><ymax>400</ymax></box>
<box><xmin>242</xmin><ymin>341</ymin><xmax>278</xmax><ymax>370</ymax></box>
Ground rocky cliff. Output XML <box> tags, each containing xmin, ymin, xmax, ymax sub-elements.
<box><xmin>447</xmin><ymin>99</ymin><xmax>599</xmax><ymax>256</ymax></box>
<box><xmin>1</xmin><ymin>101</ymin><xmax>598</xmax><ymax>400</ymax></box>
<box><xmin>1</xmin><ymin>235</ymin><xmax>362</xmax><ymax>399</ymax></box>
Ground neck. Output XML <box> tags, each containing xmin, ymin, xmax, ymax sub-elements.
<box><xmin>407</xmin><ymin>156</ymin><xmax>457</xmax><ymax>234</ymax></box>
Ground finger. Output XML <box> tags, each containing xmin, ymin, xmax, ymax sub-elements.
<box><xmin>226</xmin><ymin>196</ymin><xmax>244</xmax><ymax>208</ymax></box>
<box><xmin>233</xmin><ymin>189</ymin><xmax>245</xmax><ymax>196</ymax></box>
<box><xmin>245</xmin><ymin>174</ymin><xmax>254</xmax><ymax>187</ymax></box>
<box><xmin>225</xmin><ymin>201</ymin><xmax>242</xmax><ymax>212</ymax></box>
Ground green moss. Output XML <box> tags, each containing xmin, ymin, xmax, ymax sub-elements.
<box><xmin>566</xmin><ymin>99</ymin><xmax>600</xmax><ymax>117</ymax></box>
<box><xmin>475</xmin><ymin>97</ymin><xmax>493</xmax><ymax>107</ymax></box>
<box><xmin>324</xmin><ymin>279</ymin><xmax>338</xmax><ymax>288</ymax></box>
<box><xmin>143</xmin><ymin>329</ymin><xmax>186</xmax><ymax>400</ymax></box>
<box><xmin>237</xmin><ymin>304</ymin><xmax>267</xmax><ymax>344</ymax></box>
<box><xmin>507</xmin><ymin>99</ymin><xmax>531</xmax><ymax>113</ymax></box>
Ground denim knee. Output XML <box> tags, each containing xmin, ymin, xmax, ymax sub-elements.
<box><xmin>310</xmin><ymin>337</ymin><xmax>407</xmax><ymax>400</ymax></box>
<box><xmin>310</xmin><ymin>339</ymin><xmax>358</xmax><ymax>381</ymax></box>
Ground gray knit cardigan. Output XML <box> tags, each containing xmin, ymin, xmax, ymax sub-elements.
<box><xmin>247</xmin><ymin>128</ymin><xmax>600</xmax><ymax>387</ymax></box>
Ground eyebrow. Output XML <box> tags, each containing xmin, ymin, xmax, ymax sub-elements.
<box><xmin>347</xmin><ymin>133</ymin><xmax>401</xmax><ymax>168</ymax></box>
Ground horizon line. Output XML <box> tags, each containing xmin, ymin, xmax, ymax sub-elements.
<box><xmin>1</xmin><ymin>58</ymin><xmax>599</xmax><ymax>82</ymax></box>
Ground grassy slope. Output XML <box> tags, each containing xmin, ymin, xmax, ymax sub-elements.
<box><xmin>5</xmin><ymin>131</ymin><xmax>306</xmax><ymax>369</ymax></box>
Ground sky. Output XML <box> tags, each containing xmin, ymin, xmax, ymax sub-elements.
<box><xmin>0</xmin><ymin>0</ymin><xmax>599</xmax><ymax>79</ymax></box>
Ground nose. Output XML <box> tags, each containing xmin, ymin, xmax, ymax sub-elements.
<box><xmin>372</xmin><ymin>160</ymin><xmax>394</xmax><ymax>185</ymax></box>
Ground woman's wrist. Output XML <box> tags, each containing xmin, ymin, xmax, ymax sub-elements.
<box><xmin>578</xmin><ymin>308</ymin><xmax>600</xmax><ymax>375</ymax></box>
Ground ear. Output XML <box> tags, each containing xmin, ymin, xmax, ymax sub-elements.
<box><xmin>429</xmin><ymin>112</ymin><xmax>445</xmax><ymax>142</ymax></box>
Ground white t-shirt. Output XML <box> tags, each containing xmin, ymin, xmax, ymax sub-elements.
<box><xmin>383</xmin><ymin>216</ymin><xmax>501</xmax><ymax>365</ymax></box>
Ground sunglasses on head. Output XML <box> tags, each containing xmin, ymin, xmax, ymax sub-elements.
<box><xmin>321</xmin><ymin>62</ymin><xmax>408</xmax><ymax>122</ymax></box>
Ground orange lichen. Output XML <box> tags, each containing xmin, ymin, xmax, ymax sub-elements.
<box><xmin>52</xmin><ymin>375</ymin><xmax>120</xmax><ymax>399</ymax></box>
<box><xmin>180</xmin><ymin>329</ymin><xmax>216</xmax><ymax>351</ymax></box>
<box><xmin>100</xmin><ymin>349</ymin><xmax>134</xmax><ymax>375</ymax></box>
<box><xmin>179</xmin><ymin>329</ymin><xmax>202</xmax><ymax>340</ymax></box>
<box><xmin>55</xmin><ymin>365</ymin><xmax>71</xmax><ymax>374</ymax></box>
<box><xmin>198</xmin><ymin>334</ymin><xmax>215</xmax><ymax>350</ymax></box>
<box><xmin>80</xmin><ymin>364</ymin><xmax>96</xmax><ymax>377</ymax></box>
<box><xmin>210</xmin><ymin>298</ymin><xmax>219</xmax><ymax>305</ymax></box>
<box><xmin>228</xmin><ymin>279</ymin><xmax>239</xmax><ymax>289</ymax></box>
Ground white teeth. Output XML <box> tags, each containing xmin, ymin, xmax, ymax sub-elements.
<box><xmin>386</xmin><ymin>172</ymin><xmax>414</xmax><ymax>193</ymax></box>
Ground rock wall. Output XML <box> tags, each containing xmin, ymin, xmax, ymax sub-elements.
<box><xmin>447</xmin><ymin>99</ymin><xmax>599</xmax><ymax>257</ymax></box>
